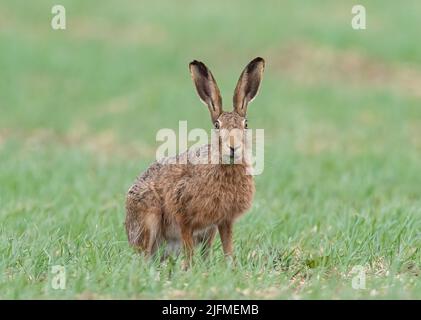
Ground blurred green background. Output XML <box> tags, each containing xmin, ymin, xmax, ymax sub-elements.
<box><xmin>0</xmin><ymin>0</ymin><xmax>420</xmax><ymax>299</ymax></box>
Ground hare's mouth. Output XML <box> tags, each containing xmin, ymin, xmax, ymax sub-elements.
<box><xmin>227</xmin><ymin>153</ymin><xmax>243</xmax><ymax>165</ymax></box>
<box><xmin>221</xmin><ymin>153</ymin><xmax>241</xmax><ymax>165</ymax></box>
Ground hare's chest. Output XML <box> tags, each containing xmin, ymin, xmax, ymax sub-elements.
<box><xmin>190</xmin><ymin>174</ymin><xmax>255</xmax><ymax>225</ymax></box>
<box><xmin>217</xmin><ymin>181</ymin><xmax>254</xmax><ymax>216</ymax></box>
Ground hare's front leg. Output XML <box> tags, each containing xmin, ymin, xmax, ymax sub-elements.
<box><xmin>218</xmin><ymin>221</ymin><xmax>234</xmax><ymax>258</ymax></box>
<box><xmin>180</xmin><ymin>224</ymin><xmax>194</xmax><ymax>268</ymax></box>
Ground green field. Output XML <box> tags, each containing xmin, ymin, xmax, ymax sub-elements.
<box><xmin>0</xmin><ymin>0</ymin><xmax>420</xmax><ymax>299</ymax></box>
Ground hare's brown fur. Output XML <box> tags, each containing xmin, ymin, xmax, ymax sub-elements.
<box><xmin>125</xmin><ymin>58</ymin><xmax>265</xmax><ymax>263</ymax></box>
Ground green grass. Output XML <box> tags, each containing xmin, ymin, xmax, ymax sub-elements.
<box><xmin>0</xmin><ymin>0</ymin><xmax>420</xmax><ymax>299</ymax></box>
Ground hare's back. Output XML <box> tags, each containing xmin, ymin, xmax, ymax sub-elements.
<box><xmin>127</xmin><ymin>161</ymin><xmax>163</xmax><ymax>200</ymax></box>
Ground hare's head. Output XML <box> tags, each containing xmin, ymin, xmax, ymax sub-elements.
<box><xmin>189</xmin><ymin>57</ymin><xmax>265</xmax><ymax>163</ymax></box>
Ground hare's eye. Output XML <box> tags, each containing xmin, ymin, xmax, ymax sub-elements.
<box><xmin>244</xmin><ymin>119</ymin><xmax>248</xmax><ymax>129</ymax></box>
<box><xmin>214</xmin><ymin>121</ymin><xmax>220</xmax><ymax>129</ymax></box>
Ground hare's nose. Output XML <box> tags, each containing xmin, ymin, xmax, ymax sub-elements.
<box><xmin>229</xmin><ymin>135</ymin><xmax>236</xmax><ymax>147</ymax></box>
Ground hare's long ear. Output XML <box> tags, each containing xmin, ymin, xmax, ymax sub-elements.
<box><xmin>189</xmin><ymin>60</ymin><xmax>223</xmax><ymax>123</ymax></box>
<box><xmin>233</xmin><ymin>57</ymin><xmax>265</xmax><ymax>117</ymax></box>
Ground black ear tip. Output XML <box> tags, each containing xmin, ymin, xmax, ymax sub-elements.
<box><xmin>189</xmin><ymin>60</ymin><xmax>209</xmax><ymax>76</ymax></box>
<box><xmin>190</xmin><ymin>60</ymin><xmax>206</xmax><ymax>68</ymax></box>
<box><xmin>189</xmin><ymin>60</ymin><xmax>198</xmax><ymax>70</ymax></box>
<box><xmin>252</xmin><ymin>57</ymin><xmax>265</xmax><ymax>66</ymax></box>
<box><xmin>246</xmin><ymin>57</ymin><xmax>265</xmax><ymax>72</ymax></box>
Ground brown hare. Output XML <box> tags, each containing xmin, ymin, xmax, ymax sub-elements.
<box><xmin>125</xmin><ymin>57</ymin><xmax>265</xmax><ymax>264</ymax></box>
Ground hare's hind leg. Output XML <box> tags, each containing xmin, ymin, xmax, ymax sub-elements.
<box><xmin>125</xmin><ymin>196</ymin><xmax>161</xmax><ymax>257</ymax></box>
